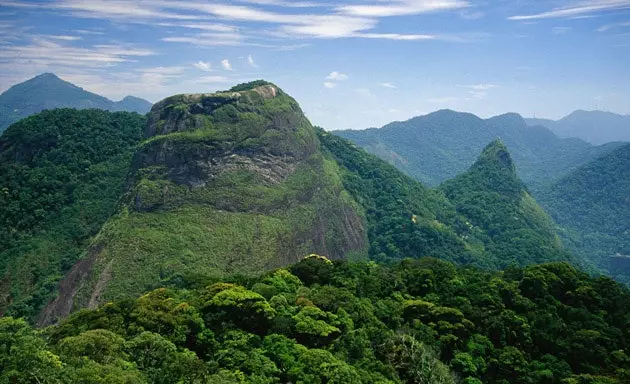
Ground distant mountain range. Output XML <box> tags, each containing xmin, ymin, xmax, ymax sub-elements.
<box><xmin>0</xmin><ymin>73</ymin><xmax>152</xmax><ymax>133</ymax></box>
<box><xmin>337</xmin><ymin>109</ymin><xmax>624</xmax><ymax>188</ymax></box>
<box><xmin>526</xmin><ymin>110</ymin><xmax>630</xmax><ymax>145</ymax></box>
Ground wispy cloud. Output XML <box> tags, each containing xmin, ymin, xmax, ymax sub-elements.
<box><xmin>323</xmin><ymin>81</ymin><xmax>336</xmax><ymax>88</ymax></box>
<box><xmin>337</xmin><ymin>0</ymin><xmax>469</xmax><ymax>17</ymax></box>
<box><xmin>46</xmin><ymin>35</ymin><xmax>82</xmax><ymax>41</ymax></box>
<box><xmin>597</xmin><ymin>20</ymin><xmax>630</xmax><ymax>31</ymax></box>
<box><xmin>247</xmin><ymin>54</ymin><xmax>258</xmax><ymax>68</ymax></box>
<box><xmin>380</xmin><ymin>82</ymin><xmax>397</xmax><ymax>88</ymax></box>
<box><xmin>326</xmin><ymin>71</ymin><xmax>348</xmax><ymax>81</ymax></box>
<box><xmin>3</xmin><ymin>0</ymin><xmax>466</xmax><ymax>42</ymax></box>
<box><xmin>459</xmin><ymin>84</ymin><xmax>497</xmax><ymax>90</ymax></box>
<box><xmin>221</xmin><ymin>59</ymin><xmax>233</xmax><ymax>71</ymax></box>
<box><xmin>194</xmin><ymin>61</ymin><xmax>212</xmax><ymax>72</ymax></box>
<box><xmin>0</xmin><ymin>37</ymin><xmax>155</xmax><ymax>68</ymax></box>
<box><xmin>552</xmin><ymin>26</ymin><xmax>572</xmax><ymax>35</ymax></box>
<box><xmin>508</xmin><ymin>0</ymin><xmax>630</xmax><ymax>21</ymax></box>
<box><xmin>162</xmin><ymin>32</ymin><xmax>244</xmax><ymax>47</ymax></box>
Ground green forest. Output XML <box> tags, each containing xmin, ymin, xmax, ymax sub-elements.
<box><xmin>0</xmin><ymin>109</ymin><xmax>146</xmax><ymax>319</ymax></box>
<box><xmin>3</xmin><ymin>256</ymin><xmax>629</xmax><ymax>383</ymax></box>
<box><xmin>0</xmin><ymin>81</ymin><xmax>628</xmax><ymax>384</ymax></box>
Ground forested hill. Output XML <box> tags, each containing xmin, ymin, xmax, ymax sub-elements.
<box><xmin>336</xmin><ymin>109</ymin><xmax>623</xmax><ymax>188</ymax></box>
<box><xmin>439</xmin><ymin>140</ymin><xmax>571</xmax><ymax>268</ymax></box>
<box><xmin>36</xmin><ymin>81</ymin><xmax>370</xmax><ymax>324</ymax></box>
<box><xmin>0</xmin><ymin>109</ymin><xmax>146</xmax><ymax>319</ymax></box>
<box><xmin>0</xmin><ymin>73</ymin><xmax>152</xmax><ymax>133</ymax></box>
<box><xmin>319</xmin><ymin>132</ymin><xmax>571</xmax><ymax>270</ymax></box>
<box><xmin>538</xmin><ymin>143</ymin><xmax>630</xmax><ymax>282</ymax></box>
<box><xmin>3</xmin><ymin>256</ymin><xmax>629</xmax><ymax>383</ymax></box>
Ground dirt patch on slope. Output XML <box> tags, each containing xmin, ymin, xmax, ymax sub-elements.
<box><xmin>36</xmin><ymin>245</ymin><xmax>102</xmax><ymax>327</ymax></box>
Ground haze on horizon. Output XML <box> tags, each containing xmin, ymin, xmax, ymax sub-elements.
<box><xmin>0</xmin><ymin>0</ymin><xmax>629</xmax><ymax>130</ymax></box>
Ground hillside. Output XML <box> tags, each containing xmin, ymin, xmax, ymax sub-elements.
<box><xmin>0</xmin><ymin>109</ymin><xmax>146</xmax><ymax>320</ymax></box>
<box><xmin>538</xmin><ymin>143</ymin><xmax>630</xmax><ymax>282</ymax></box>
<box><xmin>3</xmin><ymin>256</ymin><xmax>629</xmax><ymax>383</ymax></box>
<box><xmin>439</xmin><ymin>140</ymin><xmax>571</xmax><ymax>268</ymax></box>
<box><xmin>0</xmin><ymin>73</ymin><xmax>152</xmax><ymax>133</ymax></box>
<box><xmin>38</xmin><ymin>82</ymin><xmax>370</xmax><ymax>324</ymax></box>
<box><xmin>526</xmin><ymin>110</ymin><xmax>630</xmax><ymax>145</ymax></box>
<box><xmin>337</xmin><ymin>110</ymin><xmax>623</xmax><ymax>188</ymax></box>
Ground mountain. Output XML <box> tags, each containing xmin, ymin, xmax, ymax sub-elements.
<box><xmin>525</xmin><ymin>110</ymin><xmax>630</xmax><ymax>145</ymax></box>
<box><xmin>439</xmin><ymin>140</ymin><xmax>570</xmax><ymax>268</ymax></box>
<box><xmin>0</xmin><ymin>81</ymin><xmax>573</xmax><ymax>326</ymax></box>
<box><xmin>0</xmin><ymin>73</ymin><xmax>152</xmax><ymax>133</ymax></box>
<box><xmin>337</xmin><ymin>109</ymin><xmax>624</xmax><ymax>188</ymax></box>
<box><xmin>37</xmin><ymin>81</ymin><xmax>370</xmax><ymax>324</ymax></box>
<box><xmin>537</xmin><ymin>143</ymin><xmax>630</xmax><ymax>281</ymax></box>
<box><xmin>0</xmin><ymin>109</ymin><xmax>146</xmax><ymax>319</ymax></box>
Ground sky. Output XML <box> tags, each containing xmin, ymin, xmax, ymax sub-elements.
<box><xmin>0</xmin><ymin>0</ymin><xmax>629</xmax><ymax>130</ymax></box>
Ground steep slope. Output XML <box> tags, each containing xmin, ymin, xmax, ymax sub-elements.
<box><xmin>39</xmin><ymin>82</ymin><xmax>368</xmax><ymax>324</ymax></box>
<box><xmin>526</xmin><ymin>110</ymin><xmax>630</xmax><ymax>145</ymax></box>
<box><xmin>318</xmin><ymin>129</ymin><xmax>484</xmax><ymax>266</ymax></box>
<box><xmin>0</xmin><ymin>73</ymin><xmax>152</xmax><ymax>133</ymax></box>
<box><xmin>337</xmin><ymin>110</ymin><xmax>623</xmax><ymax>188</ymax></box>
<box><xmin>538</xmin><ymin>143</ymin><xmax>630</xmax><ymax>281</ymax></box>
<box><xmin>440</xmin><ymin>140</ymin><xmax>571</xmax><ymax>268</ymax></box>
<box><xmin>0</xmin><ymin>109</ymin><xmax>146</xmax><ymax>319</ymax></box>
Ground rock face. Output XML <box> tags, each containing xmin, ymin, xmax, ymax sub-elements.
<box><xmin>39</xmin><ymin>82</ymin><xmax>368</xmax><ymax>325</ymax></box>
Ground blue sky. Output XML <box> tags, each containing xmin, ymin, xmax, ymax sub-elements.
<box><xmin>0</xmin><ymin>0</ymin><xmax>629</xmax><ymax>129</ymax></box>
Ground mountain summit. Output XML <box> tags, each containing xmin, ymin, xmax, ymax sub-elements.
<box><xmin>38</xmin><ymin>81</ymin><xmax>368</xmax><ymax>324</ymax></box>
<box><xmin>440</xmin><ymin>140</ymin><xmax>569</xmax><ymax>268</ymax></box>
<box><xmin>0</xmin><ymin>73</ymin><xmax>152</xmax><ymax>133</ymax></box>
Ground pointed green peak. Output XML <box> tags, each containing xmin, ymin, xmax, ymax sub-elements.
<box><xmin>441</xmin><ymin>139</ymin><xmax>523</xmax><ymax>199</ymax></box>
<box><xmin>473</xmin><ymin>139</ymin><xmax>516</xmax><ymax>174</ymax></box>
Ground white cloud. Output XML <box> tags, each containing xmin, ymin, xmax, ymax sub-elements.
<box><xmin>0</xmin><ymin>37</ymin><xmax>155</xmax><ymax>68</ymax></box>
<box><xmin>162</xmin><ymin>32</ymin><xmax>244</xmax><ymax>46</ymax></box>
<box><xmin>552</xmin><ymin>26</ymin><xmax>572</xmax><ymax>35</ymax></box>
<box><xmin>597</xmin><ymin>20</ymin><xmax>630</xmax><ymax>31</ymax></box>
<box><xmin>380</xmin><ymin>82</ymin><xmax>397</xmax><ymax>88</ymax></box>
<box><xmin>323</xmin><ymin>81</ymin><xmax>336</xmax><ymax>88</ymax></box>
<box><xmin>247</xmin><ymin>54</ymin><xmax>258</xmax><ymax>68</ymax></box>
<box><xmin>326</xmin><ymin>71</ymin><xmax>348</xmax><ymax>81</ymax></box>
<box><xmin>460</xmin><ymin>10</ymin><xmax>485</xmax><ymax>20</ymax></box>
<box><xmin>509</xmin><ymin>0</ymin><xmax>630</xmax><ymax>21</ymax></box>
<box><xmin>459</xmin><ymin>84</ymin><xmax>497</xmax><ymax>90</ymax></box>
<box><xmin>221</xmin><ymin>59</ymin><xmax>233</xmax><ymax>71</ymax></box>
<box><xmin>194</xmin><ymin>61</ymin><xmax>212</xmax><ymax>71</ymax></box>
<box><xmin>338</xmin><ymin>0</ymin><xmax>469</xmax><ymax>17</ymax></box>
<box><xmin>356</xmin><ymin>32</ymin><xmax>434</xmax><ymax>40</ymax></box>
<box><xmin>2</xmin><ymin>0</ymin><xmax>463</xmax><ymax>41</ymax></box>
<box><xmin>46</xmin><ymin>35</ymin><xmax>82</xmax><ymax>41</ymax></box>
